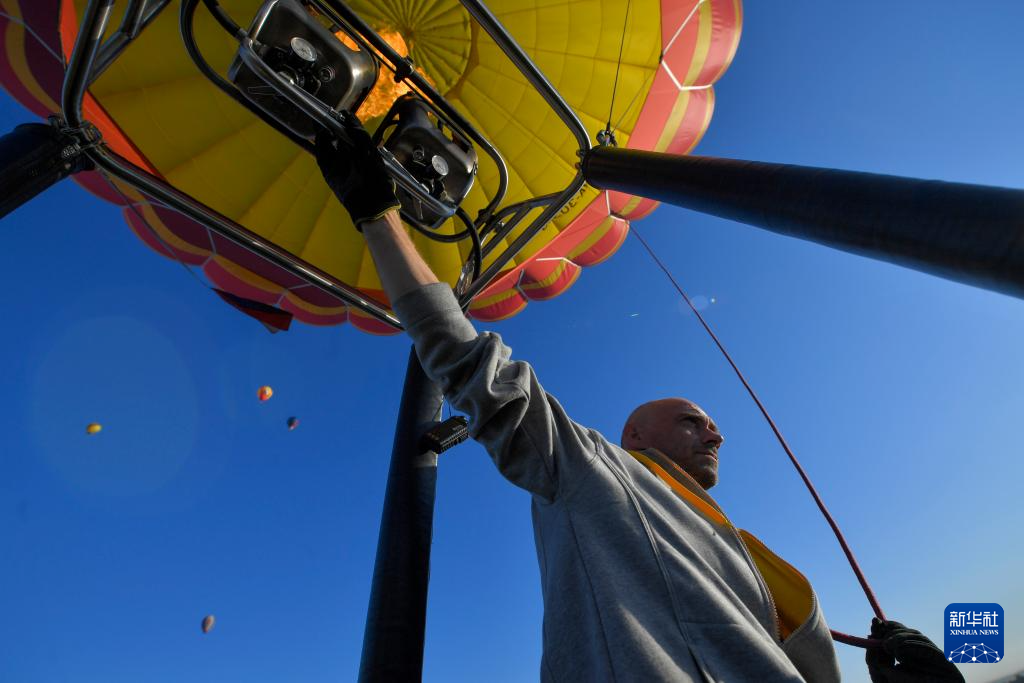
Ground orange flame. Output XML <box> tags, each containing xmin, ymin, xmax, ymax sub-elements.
<box><xmin>334</xmin><ymin>29</ymin><xmax>435</xmax><ymax>120</ymax></box>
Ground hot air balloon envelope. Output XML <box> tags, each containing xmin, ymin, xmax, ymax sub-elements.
<box><xmin>201</xmin><ymin>614</ymin><xmax>215</xmax><ymax>633</ymax></box>
<box><xmin>258</xmin><ymin>385</ymin><xmax>273</xmax><ymax>402</ymax></box>
<box><xmin>287</xmin><ymin>416</ymin><xmax>299</xmax><ymax>430</ymax></box>
<box><xmin>85</xmin><ymin>423</ymin><xmax>102</xmax><ymax>435</ymax></box>
<box><xmin>0</xmin><ymin>0</ymin><xmax>740</xmax><ymax>333</ymax></box>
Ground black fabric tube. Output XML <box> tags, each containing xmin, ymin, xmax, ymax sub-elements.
<box><xmin>583</xmin><ymin>146</ymin><xmax>1024</xmax><ymax>298</ymax></box>
<box><xmin>0</xmin><ymin>123</ymin><xmax>92</xmax><ymax>219</ymax></box>
<box><xmin>358</xmin><ymin>346</ymin><xmax>443</xmax><ymax>682</ymax></box>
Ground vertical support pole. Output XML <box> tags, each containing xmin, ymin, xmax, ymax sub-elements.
<box><xmin>0</xmin><ymin>123</ymin><xmax>92</xmax><ymax>219</ymax></box>
<box><xmin>359</xmin><ymin>346</ymin><xmax>443</xmax><ymax>682</ymax></box>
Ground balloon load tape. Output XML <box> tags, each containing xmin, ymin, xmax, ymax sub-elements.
<box><xmin>225</xmin><ymin>0</ymin><xmax>479</xmax><ymax>230</ymax></box>
<box><xmin>420</xmin><ymin>416</ymin><xmax>470</xmax><ymax>454</ymax></box>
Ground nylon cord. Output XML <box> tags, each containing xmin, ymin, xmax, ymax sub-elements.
<box><xmin>630</xmin><ymin>226</ymin><xmax>886</xmax><ymax>648</ymax></box>
<box><xmin>108</xmin><ymin>178</ymin><xmax>211</xmax><ymax>290</ymax></box>
<box><xmin>606</xmin><ymin>0</ymin><xmax>634</xmax><ymax>132</ymax></box>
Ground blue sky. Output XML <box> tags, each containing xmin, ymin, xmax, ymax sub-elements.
<box><xmin>2</xmin><ymin>2</ymin><xmax>1023</xmax><ymax>682</ymax></box>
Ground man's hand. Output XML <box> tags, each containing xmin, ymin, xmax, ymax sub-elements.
<box><xmin>866</xmin><ymin>618</ymin><xmax>964</xmax><ymax>683</ymax></box>
<box><xmin>315</xmin><ymin>120</ymin><xmax>400</xmax><ymax>228</ymax></box>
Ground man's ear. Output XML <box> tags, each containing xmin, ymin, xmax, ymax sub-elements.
<box><xmin>622</xmin><ymin>421</ymin><xmax>643</xmax><ymax>448</ymax></box>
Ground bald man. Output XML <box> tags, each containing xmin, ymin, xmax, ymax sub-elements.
<box><xmin>621</xmin><ymin>398</ymin><xmax>724</xmax><ymax>490</ymax></box>
<box><xmin>317</xmin><ymin>127</ymin><xmax>842</xmax><ymax>681</ymax></box>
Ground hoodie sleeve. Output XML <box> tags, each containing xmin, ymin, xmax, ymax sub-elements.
<box><xmin>392</xmin><ymin>283</ymin><xmax>596</xmax><ymax>502</ymax></box>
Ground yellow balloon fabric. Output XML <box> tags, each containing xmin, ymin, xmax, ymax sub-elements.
<box><xmin>0</xmin><ymin>1</ymin><xmax>741</xmax><ymax>332</ymax></box>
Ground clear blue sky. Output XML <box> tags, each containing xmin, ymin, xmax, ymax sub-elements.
<box><xmin>2</xmin><ymin>2</ymin><xmax>1022</xmax><ymax>682</ymax></box>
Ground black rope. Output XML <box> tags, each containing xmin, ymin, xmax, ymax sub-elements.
<box><xmin>107</xmin><ymin>181</ymin><xmax>211</xmax><ymax>291</ymax></box>
<box><xmin>630</xmin><ymin>226</ymin><xmax>886</xmax><ymax>649</ymax></box>
<box><xmin>605</xmin><ymin>0</ymin><xmax>634</xmax><ymax>136</ymax></box>
<box><xmin>200</xmin><ymin>0</ymin><xmax>245</xmax><ymax>39</ymax></box>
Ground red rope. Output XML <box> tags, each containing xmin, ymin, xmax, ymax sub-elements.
<box><xmin>630</xmin><ymin>226</ymin><xmax>885</xmax><ymax>648</ymax></box>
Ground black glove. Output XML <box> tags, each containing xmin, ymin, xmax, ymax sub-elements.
<box><xmin>866</xmin><ymin>618</ymin><xmax>964</xmax><ymax>683</ymax></box>
<box><xmin>315</xmin><ymin>119</ymin><xmax>400</xmax><ymax>229</ymax></box>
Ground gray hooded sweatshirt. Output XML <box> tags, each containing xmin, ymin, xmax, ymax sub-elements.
<box><xmin>393</xmin><ymin>283</ymin><xmax>841</xmax><ymax>682</ymax></box>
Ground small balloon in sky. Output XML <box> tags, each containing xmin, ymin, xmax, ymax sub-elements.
<box><xmin>257</xmin><ymin>385</ymin><xmax>273</xmax><ymax>402</ymax></box>
<box><xmin>201</xmin><ymin>614</ymin><xmax>215</xmax><ymax>634</ymax></box>
<box><xmin>287</xmin><ymin>416</ymin><xmax>299</xmax><ymax>431</ymax></box>
<box><xmin>85</xmin><ymin>423</ymin><xmax>102</xmax><ymax>435</ymax></box>
<box><xmin>710</xmin><ymin>297</ymin><xmax>717</xmax><ymax>304</ymax></box>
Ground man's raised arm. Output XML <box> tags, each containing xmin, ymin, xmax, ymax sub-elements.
<box><xmin>361</xmin><ymin>210</ymin><xmax>439</xmax><ymax>301</ymax></box>
<box><xmin>313</xmin><ymin>123</ymin><xmax>599</xmax><ymax>502</ymax></box>
<box><xmin>313</xmin><ymin>127</ymin><xmax>436</xmax><ymax>301</ymax></box>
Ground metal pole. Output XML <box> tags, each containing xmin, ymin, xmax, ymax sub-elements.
<box><xmin>583</xmin><ymin>146</ymin><xmax>1024</xmax><ymax>299</ymax></box>
<box><xmin>62</xmin><ymin>0</ymin><xmax>116</xmax><ymax>128</ymax></box>
<box><xmin>0</xmin><ymin>123</ymin><xmax>92</xmax><ymax>219</ymax></box>
<box><xmin>459</xmin><ymin>0</ymin><xmax>591</xmax><ymax>152</ymax></box>
<box><xmin>359</xmin><ymin>346</ymin><xmax>443</xmax><ymax>682</ymax></box>
<box><xmin>91</xmin><ymin>0</ymin><xmax>173</xmax><ymax>83</ymax></box>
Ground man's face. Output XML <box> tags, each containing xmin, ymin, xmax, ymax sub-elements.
<box><xmin>634</xmin><ymin>399</ymin><xmax>724</xmax><ymax>489</ymax></box>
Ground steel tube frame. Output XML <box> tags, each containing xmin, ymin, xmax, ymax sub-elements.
<box><xmin>91</xmin><ymin>0</ymin><xmax>172</xmax><ymax>82</ymax></box>
<box><xmin>62</xmin><ymin>0</ymin><xmax>592</xmax><ymax>326</ymax></box>
<box><xmin>318</xmin><ymin>0</ymin><xmax>593</xmax><ymax>302</ymax></box>
<box><xmin>583</xmin><ymin>146</ymin><xmax>1024</xmax><ymax>299</ymax></box>
<box><xmin>92</xmin><ymin>143</ymin><xmax>402</xmax><ymax>326</ymax></box>
<box><xmin>62</xmin><ymin>0</ymin><xmax>115</xmax><ymax>128</ymax></box>
<box><xmin>459</xmin><ymin>0</ymin><xmax>590</xmax><ymax>152</ymax></box>
<box><xmin>479</xmin><ymin>193</ymin><xmax>558</xmax><ymax>260</ymax></box>
<box><xmin>236</xmin><ymin>36</ymin><xmax>458</xmax><ymax>224</ymax></box>
<box><xmin>358</xmin><ymin>347</ymin><xmax>443</xmax><ymax>682</ymax></box>
<box><xmin>66</xmin><ymin>0</ymin><xmax>400</xmax><ymax>328</ymax></box>
<box><xmin>453</xmin><ymin>0</ymin><xmax>592</xmax><ymax>302</ymax></box>
<box><xmin>316</xmin><ymin>0</ymin><xmax>511</xmax><ymax>224</ymax></box>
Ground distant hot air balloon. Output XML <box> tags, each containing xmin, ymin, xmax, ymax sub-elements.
<box><xmin>85</xmin><ymin>423</ymin><xmax>102</xmax><ymax>435</ymax></box>
<box><xmin>201</xmin><ymin>614</ymin><xmax>215</xmax><ymax>634</ymax></box>
<box><xmin>287</xmin><ymin>416</ymin><xmax>299</xmax><ymax>431</ymax></box>
<box><xmin>258</xmin><ymin>385</ymin><xmax>273</xmax><ymax>402</ymax></box>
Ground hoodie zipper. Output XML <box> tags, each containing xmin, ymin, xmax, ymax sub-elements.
<box><xmin>726</xmin><ymin>523</ymin><xmax>783</xmax><ymax>644</ymax></box>
<box><xmin>640</xmin><ymin>450</ymin><xmax>784</xmax><ymax>644</ymax></box>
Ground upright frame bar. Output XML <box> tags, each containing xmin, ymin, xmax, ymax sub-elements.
<box><xmin>358</xmin><ymin>347</ymin><xmax>443</xmax><ymax>682</ymax></box>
